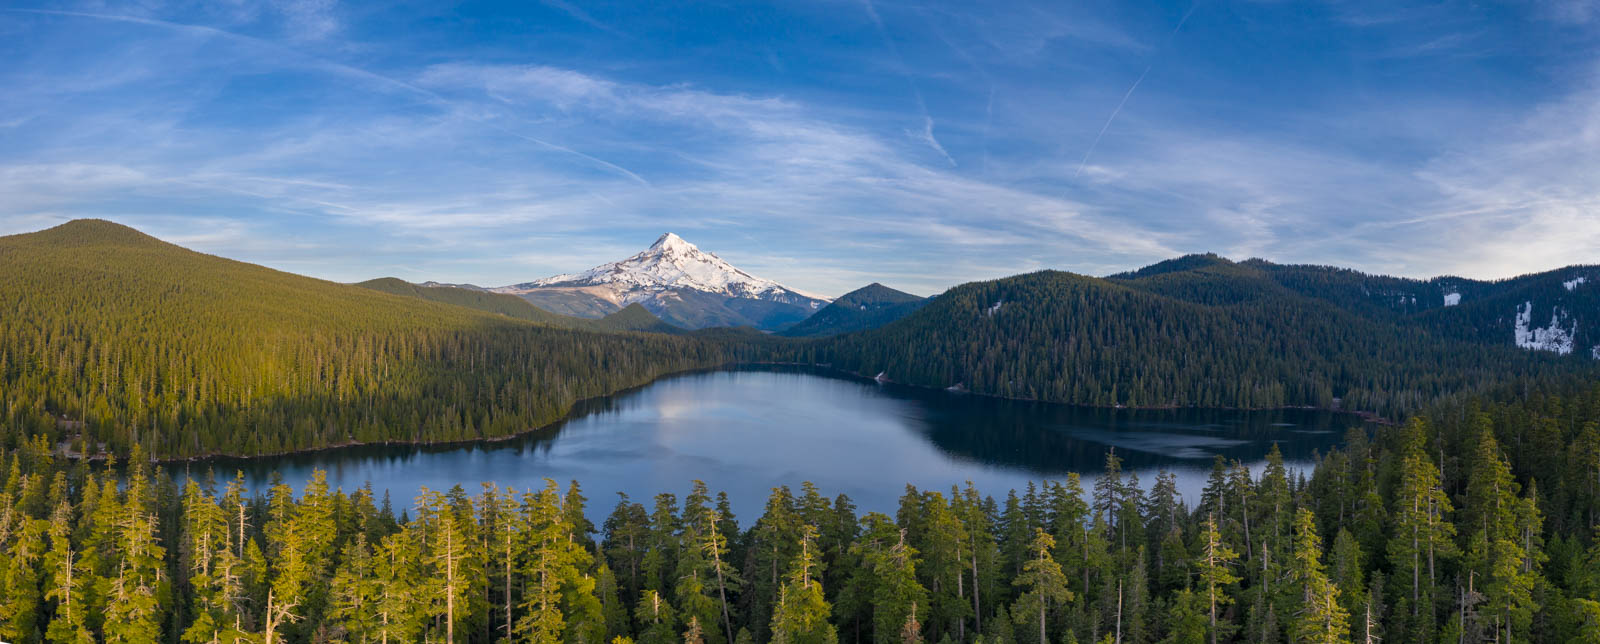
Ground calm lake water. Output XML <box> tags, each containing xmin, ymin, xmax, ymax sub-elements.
<box><xmin>168</xmin><ymin>367</ymin><xmax>1358</xmax><ymax>520</ymax></box>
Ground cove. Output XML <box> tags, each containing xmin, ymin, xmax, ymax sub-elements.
<box><xmin>167</xmin><ymin>366</ymin><xmax>1358</xmax><ymax>519</ymax></box>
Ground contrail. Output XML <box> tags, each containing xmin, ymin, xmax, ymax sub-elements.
<box><xmin>1073</xmin><ymin>1</ymin><xmax>1201</xmax><ymax>178</ymax></box>
<box><xmin>1173</xmin><ymin>0</ymin><xmax>1201</xmax><ymax>34</ymax></box>
<box><xmin>6</xmin><ymin>8</ymin><xmax>650</xmax><ymax>186</ymax></box>
<box><xmin>1074</xmin><ymin>64</ymin><xmax>1151</xmax><ymax>178</ymax></box>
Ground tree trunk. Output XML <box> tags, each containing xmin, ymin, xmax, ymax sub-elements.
<box><xmin>1039</xmin><ymin>599</ymin><xmax>1047</xmax><ymax>644</ymax></box>
<box><xmin>446</xmin><ymin>526</ymin><xmax>456</xmax><ymax>644</ymax></box>
<box><xmin>1115</xmin><ymin>580</ymin><xmax>1123</xmax><ymax>644</ymax></box>
<box><xmin>971</xmin><ymin>545</ymin><xmax>983</xmax><ymax>636</ymax></box>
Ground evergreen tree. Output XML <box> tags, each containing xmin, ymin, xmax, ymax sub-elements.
<box><xmin>1011</xmin><ymin>529</ymin><xmax>1071</xmax><ymax>644</ymax></box>
<box><xmin>771</xmin><ymin>524</ymin><xmax>838</xmax><ymax>644</ymax></box>
<box><xmin>850</xmin><ymin>513</ymin><xmax>927</xmax><ymax>644</ymax></box>
<box><xmin>1386</xmin><ymin>418</ymin><xmax>1455</xmax><ymax>626</ymax></box>
<box><xmin>43</xmin><ymin>502</ymin><xmax>95</xmax><ymax>643</ymax></box>
<box><xmin>1197</xmin><ymin>515</ymin><xmax>1238</xmax><ymax>644</ymax></box>
<box><xmin>103</xmin><ymin>463</ymin><xmax>166</xmax><ymax>644</ymax></box>
<box><xmin>329</xmin><ymin>533</ymin><xmax>382</xmax><ymax>643</ymax></box>
<box><xmin>1285</xmin><ymin>509</ymin><xmax>1348</xmax><ymax>644</ymax></box>
<box><xmin>374</xmin><ymin>529</ymin><xmax>426</xmax><ymax>642</ymax></box>
<box><xmin>635</xmin><ymin>589</ymin><xmax>677</xmax><ymax>644</ymax></box>
<box><xmin>1160</xmin><ymin>589</ymin><xmax>1209</xmax><ymax>644</ymax></box>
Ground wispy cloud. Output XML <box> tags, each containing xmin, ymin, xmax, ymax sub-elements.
<box><xmin>2</xmin><ymin>0</ymin><xmax>1596</xmax><ymax>296</ymax></box>
<box><xmin>859</xmin><ymin>0</ymin><xmax>956</xmax><ymax>165</ymax></box>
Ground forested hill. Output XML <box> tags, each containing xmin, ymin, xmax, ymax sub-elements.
<box><xmin>0</xmin><ymin>220</ymin><xmax>742</xmax><ymax>458</ymax></box>
<box><xmin>795</xmin><ymin>267</ymin><xmax>1589</xmax><ymax>419</ymax></box>
<box><xmin>1123</xmin><ymin>254</ymin><xmax>1600</xmax><ymax>356</ymax></box>
<box><xmin>778</xmin><ymin>282</ymin><xmax>927</xmax><ymax>338</ymax></box>
<box><xmin>357</xmin><ymin>278</ymin><xmax>684</xmax><ymax>334</ymax></box>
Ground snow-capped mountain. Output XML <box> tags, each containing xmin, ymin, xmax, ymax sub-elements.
<box><xmin>493</xmin><ymin>233</ymin><xmax>830</xmax><ymax>330</ymax></box>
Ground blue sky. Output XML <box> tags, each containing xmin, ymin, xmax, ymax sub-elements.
<box><xmin>2</xmin><ymin>0</ymin><xmax>1598</xmax><ymax>296</ymax></box>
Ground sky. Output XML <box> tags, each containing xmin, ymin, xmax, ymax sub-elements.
<box><xmin>2</xmin><ymin>0</ymin><xmax>1598</xmax><ymax>297</ymax></box>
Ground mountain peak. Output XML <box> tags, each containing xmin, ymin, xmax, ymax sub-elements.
<box><xmin>496</xmin><ymin>233</ymin><xmax>830</xmax><ymax>328</ymax></box>
<box><xmin>507</xmin><ymin>233</ymin><xmax>827</xmax><ymax>301</ymax></box>
<box><xmin>16</xmin><ymin>218</ymin><xmax>166</xmax><ymax>248</ymax></box>
<box><xmin>650</xmin><ymin>232</ymin><xmax>697</xmax><ymax>254</ymax></box>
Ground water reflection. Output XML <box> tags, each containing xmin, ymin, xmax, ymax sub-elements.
<box><xmin>169</xmin><ymin>366</ymin><xmax>1355</xmax><ymax>520</ymax></box>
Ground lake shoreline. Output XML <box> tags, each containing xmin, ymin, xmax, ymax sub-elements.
<box><xmin>751</xmin><ymin>361</ymin><xmax>1396</xmax><ymax>426</ymax></box>
<box><xmin>152</xmin><ymin>361</ymin><xmax>1385</xmax><ymax>465</ymax></box>
<box><xmin>155</xmin><ymin>368</ymin><xmax>1355</xmax><ymax>520</ymax></box>
<box><xmin>151</xmin><ymin>364</ymin><xmax>744</xmax><ymax>465</ymax></box>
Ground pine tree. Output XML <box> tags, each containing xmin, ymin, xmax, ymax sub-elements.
<box><xmin>482</xmin><ymin>483</ymin><xmax>524</xmax><ymax>643</ymax></box>
<box><xmin>43</xmin><ymin>501</ymin><xmax>95</xmax><ymax>643</ymax></box>
<box><xmin>603</xmin><ymin>492</ymin><xmax>649</xmax><ymax>615</ymax></box>
<box><xmin>1122</xmin><ymin>547</ymin><xmax>1152</xmax><ymax>644</ymax></box>
<box><xmin>597</xmin><ymin>562</ymin><xmax>631</xmax><ymax>642</ymax></box>
<box><xmin>1462</xmin><ymin>426</ymin><xmax>1540</xmax><ymax>643</ymax></box>
<box><xmin>635</xmin><ymin>589</ymin><xmax>678</xmax><ymax>644</ymax></box>
<box><xmin>689</xmin><ymin>482</ymin><xmax>741</xmax><ymax>644</ymax></box>
<box><xmin>640</xmin><ymin>493</ymin><xmax>681</xmax><ymax>597</ymax></box>
<box><xmin>374</xmin><ymin>530</ymin><xmax>426</xmax><ymax>643</ymax></box>
<box><xmin>178</xmin><ymin>481</ymin><xmax>245</xmax><ymax>643</ymax></box>
<box><xmin>519</xmin><ymin>482</ymin><xmax>571</xmax><ymax>643</ymax></box>
<box><xmin>1196</xmin><ymin>515</ymin><xmax>1238</xmax><ymax>644</ymax></box>
<box><xmin>676</xmin><ymin>482</ymin><xmax>725</xmax><ymax>644</ymax></box>
<box><xmin>771</xmin><ymin>524</ymin><xmax>837</xmax><ymax>644</ymax></box>
<box><xmin>1386</xmin><ymin>419</ymin><xmax>1455</xmax><ymax>623</ymax></box>
<box><xmin>749</xmin><ymin>486</ymin><xmax>803</xmax><ymax>641</ymax></box>
<box><xmin>917</xmin><ymin>491</ymin><xmax>973</xmax><ymax>642</ymax></box>
<box><xmin>1285</xmin><ymin>509</ymin><xmax>1348</xmax><ymax>644</ymax></box>
<box><xmin>1</xmin><ymin>516</ymin><xmax>46</xmax><ymax>642</ymax></box>
<box><xmin>955</xmin><ymin>482</ymin><xmax>1001</xmax><ymax>639</ymax></box>
<box><xmin>103</xmin><ymin>462</ymin><xmax>166</xmax><ymax>644</ymax></box>
<box><xmin>1160</xmin><ymin>588</ymin><xmax>1208</xmax><ymax>644</ymax></box>
<box><xmin>849</xmin><ymin>513</ymin><xmax>928</xmax><ymax>644</ymax></box>
<box><xmin>330</xmin><ymin>533</ymin><xmax>382</xmax><ymax>643</ymax></box>
<box><xmin>1011</xmin><ymin>529</ymin><xmax>1072</xmax><ymax>644</ymax></box>
<box><xmin>418</xmin><ymin>487</ymin><xmax>477</xmax><ymax>643</ymax></box>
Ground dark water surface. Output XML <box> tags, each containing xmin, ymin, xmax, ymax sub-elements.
<box><xmin>169</xmin><ymin>367</ymin><xmax>1357</xmax><ymax>519</ymax></box>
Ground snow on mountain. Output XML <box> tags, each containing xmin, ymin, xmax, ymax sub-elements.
<box><xmin>497</xmin><ymin>233</ymin><xmax>827</xmax><ymax>305</ymax></box>
<box><xmin>1564</xmin><ymin>276</ymin><xmax>1587</xmax><ymax>291</ymax></box>
<box><xmin>1514</xmin><ymin>301</ymin><xmax>1576</xmax><ymax>355</ymax></box>
<box><xmin>1443</xmin><ymin>292</ymin><xmax>1461</xmax><ymax>306</ymax></box>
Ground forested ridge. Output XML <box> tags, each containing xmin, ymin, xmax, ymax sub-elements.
<box><xmin>0</xmin><ymin>220</ymin><xmax>747</xmax><ymax>459</ymax></box>
<box><xmin>3</xmin><ymin>217</ymin><xmax>1598</xmax><ymax>460</ymax></box>
<box><xmin>796</xmin><ymin>265</ymin><xmax>1592</xmax><ymax>419</ymax></box>
<box><xmin>2</xmin><ymin>378</ymin><xmax>1600</xmax><ymax>642</ymax></box>
<box><xmin>778</xmin><ymin>284</ymin><xmax>927</xmax><ymax>339</ymax></box>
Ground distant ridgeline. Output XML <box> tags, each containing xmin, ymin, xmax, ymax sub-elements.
<box><xmin>791</xmin><ymin>254</ymin><xmax>1600</xmax><ymax>420</ymax></box>
<box><xmin>1</xmin><ymin>222</ymin><xmax>1597</xmax><ymax>459</ymax></box>
<box><xmin>776</xmin><ymin>282</ymin><xmax>929</xmax><ymax>338</ymax></box>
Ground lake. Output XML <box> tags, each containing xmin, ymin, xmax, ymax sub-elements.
<box><xmin>168</xmin><ymin>366</ymin><xmax>1358</xmax><ymax>520</ymax></box>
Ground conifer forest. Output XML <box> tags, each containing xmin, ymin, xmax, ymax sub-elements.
<box><xmin>3</xmin><ymin>379</ymin><xmax>1600</xmax><ymax>643</ymax></box>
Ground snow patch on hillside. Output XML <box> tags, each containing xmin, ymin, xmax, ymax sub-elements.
<box><xmin>1443</xmin><ymin>292</ymin><xmax>1461</xmax><ymax>307</ymax></box>
<box><xmin>1514</xmin><ymin>301</ymin><xmax>1575</xmax><ymax>355</ymax></box>
<box><xmin>1564</xmin><ymin>276</ymin><xmax>1587</xmax><ymax>291</ymax></box>
<box><xmin>987</xmin><ymin>300</ymin><xmax>1004</xmax><ymax>317</ymax></box>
